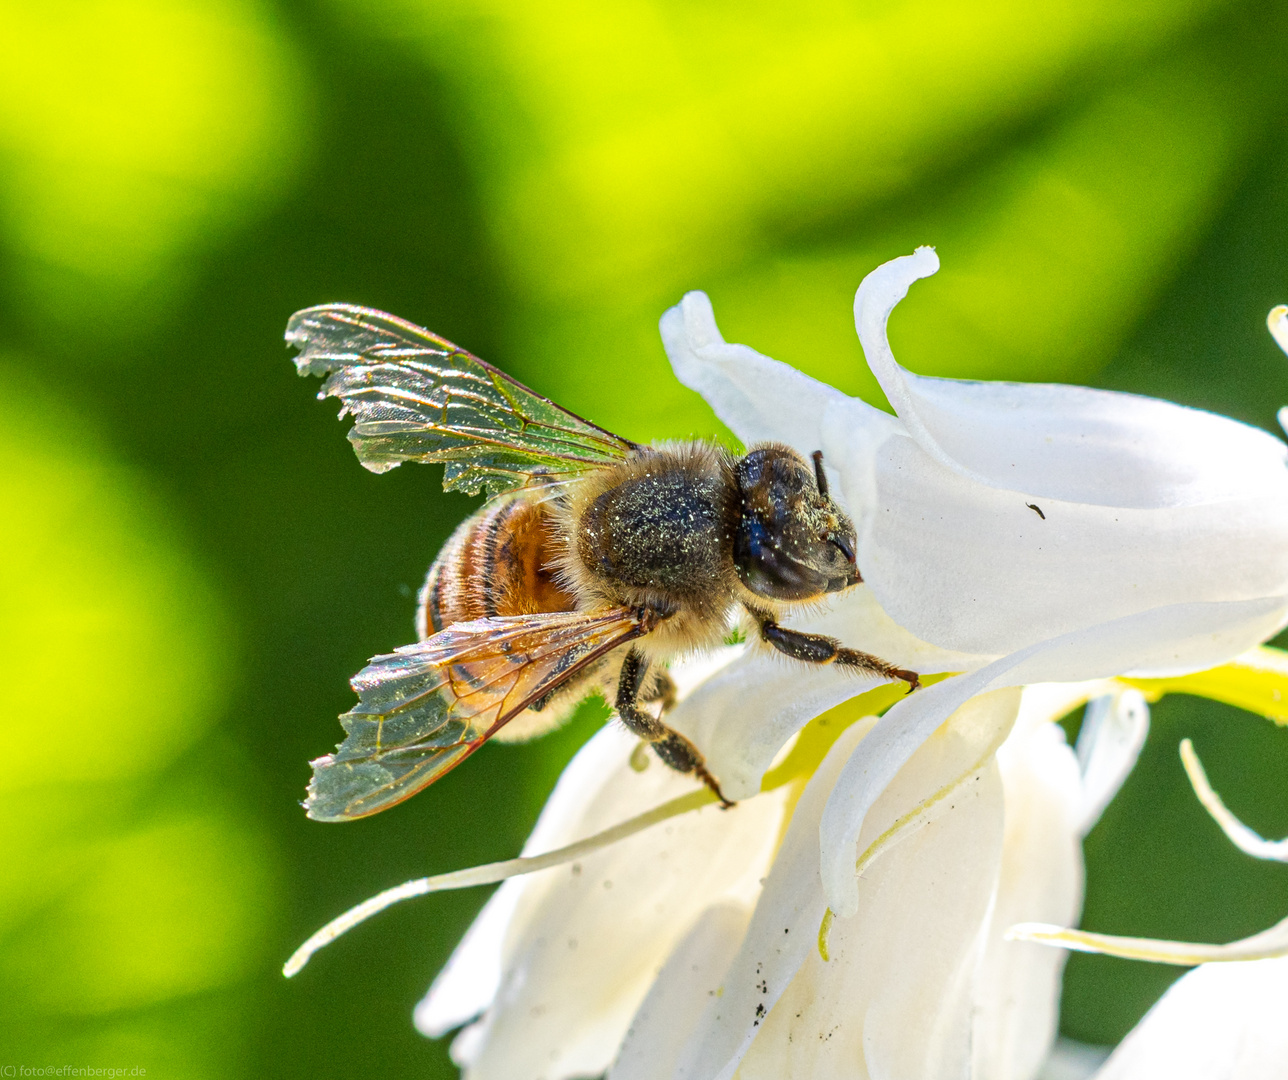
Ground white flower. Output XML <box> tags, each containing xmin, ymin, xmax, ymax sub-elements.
<box><xmin>415</xmin><ymin>712</ymin><xmax>796</xmax><ymax>1077</ymax></box>
<box><xmin>418</xmin><ymin>679</ymin><xmax>1130</xmax><ymax>1080</ymax></box>
<box><xmin>286</xmin><ymin>252</ymin><xmax>1288</xmax><ymax>1079</ymax></box>
<box><xmin>414</xmin><ymin>674</ymin><xmax>1165</xmax><ymax>1080</ymax></box>
<box><xmin>986</xmin><ymin>302</ymin><xmax>1288</xmax><ymax>1080</ymax></box>
<box><xmin>660</xmin><ymin>246</ymin><xmax>1288</xmax><ymax>919</ymax></box>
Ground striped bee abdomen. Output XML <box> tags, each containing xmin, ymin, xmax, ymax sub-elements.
<box><xmin>416</xmin><ymin>495</ymin><xmax>579</xmax><ymax>641</ymax></box>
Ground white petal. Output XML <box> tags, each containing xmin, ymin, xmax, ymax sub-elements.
<box><xmin>820</xmin><ymin>595</ymin><xmax>1288</xmax><ymax>918</ymax></box>
<box><xmin>1092</xmin><ymin>956</ymin><xmax>1288</xmax><ymax>1080</ymax></box>
<box><xmin>448</xmin><ymin>1020</ymin><xmax>487</xmax><ymax>1068</ymax></box>
<box><xmin>855</xmin><ymin>251</ymin><xmax>1288</xmax><ymax>509</ymax></box>
<box><xmin>443</xmin><ymin>725</ymin><xmax>792</xmax><ymax>1080</ymax></box>
<box><xmin>609</xmin><ymin>901</ymin><xmax>752</xmax><ymax>1080</ymax></box>
<box><xmin>667</xmin><ymin>262</ymin><xmax>1288</xmax><ymax>679</ymax></box>
<box><xmin>972</xmin><ymin>705</ymin><xmax>1085</xmax><ymax>1080</ymax></box>
<box><xmin>851</xmin><ymin>246</ymin><xmax>941</xmax><ymax>435</ymax></box>
<box><xmin>417</xmin><ymin>724</ymin><xmax>641</xmax><ymax>1041</ymax></box>
<box><xmin>1075</xmin><ymin>689</ymin><xmax>1150</xmax><ymax>836</ymax></box>
<box><xmin>665</xmin><ymin>597</ymin><xmax>995</xmax><ymax>805</ymax></box>
<box><xmin>666</xmin><ymin>649</ymin><xmax>885</xmax><ymax>802</ymax></box>
<box><xmin>697</xmin><ymin>697</ymin><xmax>1011</xmax><ymax>1080</ymax></box>
<box><xmin>677</xmin><ymin>691</ymin><xmax>1015</xmax><ymax>1080</ymax></box>
<box><xmin>1013</xmin><ymin>681</ymin><xmax>1116</xmax><ymax>738</ymax></box>
<box><xmin>1041</xmin><ymin>1040</ymin><xmax>1112</xmax><ymax>1080</ymax></box>
<box><xmin>747</xmin><ymin>766</ymin><xmax>1004</xmax><ymax>1080</ymax></box>
<box><xmin>847</xmin><ymin>428</ymin><xmax>1288</xmax><ymax>656</ymax></box>
<box><xmin>803</xmin><ymin>584</ymin><xmax>998</xmax><ymax>674</ymax></box>
<box><xmin>414</xmin><ymin>876</ymin><xmax>525</xmax><ymax>1038</ymax></box>
<box><xmin>660</xmin><ymin>289</ymin><xmax>901</xmax><ymax>456</ymax></box>
<box><xmin>673</xmin><ymin>719</ymin><xmax>877</xmax><ymax>1080</ymax></box>
<box><xmin>666</xmin><ymin>642</ymin><xmax>749</xmax><ymax>699</ymax></box>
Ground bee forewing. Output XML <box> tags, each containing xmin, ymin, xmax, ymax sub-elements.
<box><xmin>286</xmin><ymin>304</ymin><xmax>638</xmax><ymax>497</ymax></box>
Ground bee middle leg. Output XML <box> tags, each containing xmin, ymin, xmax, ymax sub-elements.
<box><xmin>616</xmin><ymin>648</ymin><xmax>732</xmax><ymax>807</ymax></box>
<box><xmin>750</xmin><ymin>609</ymin><xmax>921</xmax><ymax>692</ymax></box>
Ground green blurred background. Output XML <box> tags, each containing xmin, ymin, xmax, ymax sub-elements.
<box><xmin>2</xmin><ymin>0</ymin><xmax>1287</xmax><ymax>1075</ymax></box>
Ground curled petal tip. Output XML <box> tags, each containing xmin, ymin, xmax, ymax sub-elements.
<box><xmin>1268</xmin><ymin>305</ymin><xmax>1288</xmax><ymax>357</ymax></box>
<box><xmin>912</xmin><ymin>244</ymin><xmax>939</xmax><ymax>268</ymax></box>
<box><xmin>851</xmin><ymin>248</ymin><xmax>943</xmax><ymax>437</ymax></box>
<box><xmin>854</xmin><ymin>248</ymin><xmax>940</xmax><ymax>323</ymax></box>
<box><xmin>661</xmin><ymin>290</ymin><xmax>723</xmax><ymax>355</ymax></box>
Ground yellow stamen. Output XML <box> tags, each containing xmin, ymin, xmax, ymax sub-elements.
<box><xmin>852</xmin><ymin>716</ymin><xmax>1010</xmax><ymax>881</ymax></box>
<box><xmin>1007</xmin><ymin>913</ymin><xmax>1288</xmax><ymax>966</ymax></box>
<box><xmin>818</xmin><ymin>908</ymin><xmax>834</xmax><ymax>962</ymax></box>
<box><xmin>761</xmin><ymin>673</ymin><xmax>955</xmax><ymax>794</ymax></box>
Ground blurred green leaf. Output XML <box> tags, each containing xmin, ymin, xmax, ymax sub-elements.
<box><xmin>0</xmin><ymin>363</ymin><xmax>276</xmax><ymax>1072</ymax></box>
<box><xmin>334</xmin><ymin>0</ymin><xmax>1241</xmax><ymax>302</ymax></box>
<box><xmin>711</xmin><ymin>28</ymin><xmax>1280</xmax><ymax>403</ymax></box>
<box><xmin>5</xmin><ymin>815</ymin><xmax>272</xmax><ymax>1014</ymax></box>
<box><xmin>0</xmin><ymin>0</ymin><xmax>312</xmax><ymax>346</ymax></box>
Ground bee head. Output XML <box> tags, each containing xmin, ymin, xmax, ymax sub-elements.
<box><xmin>733</xmin><ymin>445</ymin><xmax>861</xmax><ymax>602</ymax></box>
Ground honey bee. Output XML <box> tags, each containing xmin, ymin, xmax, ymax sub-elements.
<box><xmin>288</xmin><ymin>304</ymin><xmax>920</xmax><ymax>820</ymax></box>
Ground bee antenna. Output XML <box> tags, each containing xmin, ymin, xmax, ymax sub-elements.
<box><xmin>811</xmin><ymin>450</ymin><xmax>829</xmax><ymax>497</ymax></box>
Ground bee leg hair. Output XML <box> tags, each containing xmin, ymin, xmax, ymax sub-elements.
<box><xmin>749</xmin><ymin>609</ymin><xmax>920</xmax><ymax>692</ymax></box>
<box><xmin>639</xmin><ymin>667</ymin><xmax>677</xmax><ymax>711</ymax></box>
<box><xmin>616</xmin><ymin>648</ymin><xmax>733</xmax><ymax>807</ymax></box>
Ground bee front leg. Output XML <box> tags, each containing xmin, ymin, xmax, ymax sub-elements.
<box><xmin>616</xmin><ymin>648</ymin><xmax>733</xmax><ymax>807</ymax></box>
<box><xmin>749</xmin><ymin>609</ymin><xmax>921</xmax><ymax>692</ymax></box>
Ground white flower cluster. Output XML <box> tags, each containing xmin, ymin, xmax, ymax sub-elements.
<box><xmin>407</xmin><ymin>251</ymin><xmax>1288</xmax><ymax>1079</ymax></box>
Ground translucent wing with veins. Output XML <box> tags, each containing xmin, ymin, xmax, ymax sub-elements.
<box><xmin>287</xmin><ymin>304</ymin><xmax>639</xmax><ymax>498</ymax></box>
<box><xmin>306</xmin><ymin>608</ymin><xmax>655</xmax><ymax>820</ymax></box>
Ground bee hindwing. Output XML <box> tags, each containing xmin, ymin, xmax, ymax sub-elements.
<box><xmin>305</xmin><ymin>608</ymin><xmax>651</xmax><ymax>820</ymax></box>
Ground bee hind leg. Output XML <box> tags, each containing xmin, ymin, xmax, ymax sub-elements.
<box><xmin>616</xmin><ymin>648</ymin><xmax>732</xmax><ymax>807</ymax></box>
